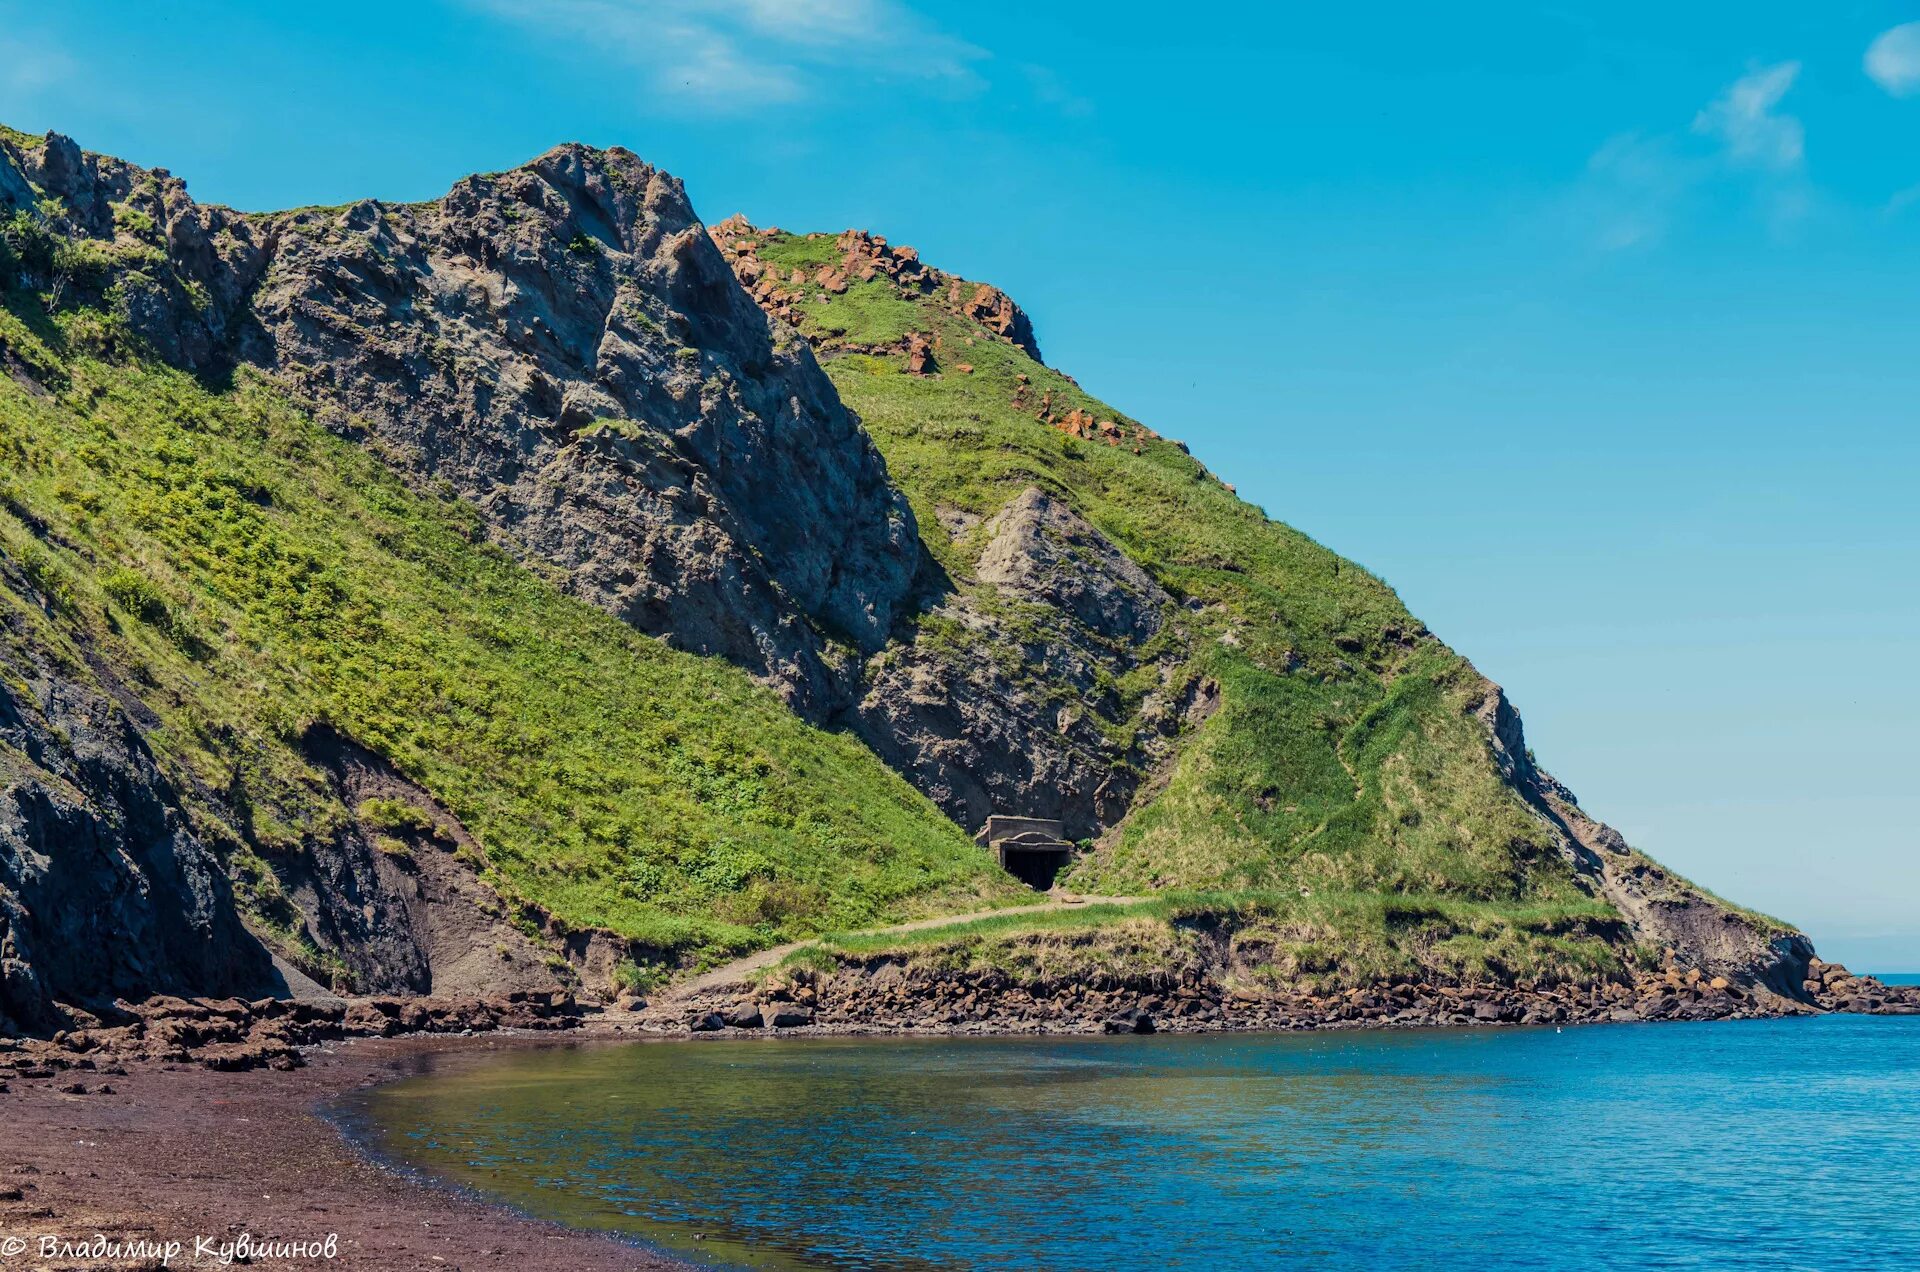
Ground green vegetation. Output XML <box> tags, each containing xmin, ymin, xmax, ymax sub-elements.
<box><xmin>757</xmin><ymin>231</ymin><xmax>1617</xmax><ymax>946</ymax></box>
<box><xmin>0</xmin><ymin>291</ymin><xmax>1021</xmax><ymax>965</ymax></box>
<box><xmin>780</xmin><ymin>889</ymin><xmax>1628</xmax><ymax>990</ymax></box>
<box><xmin>611</xmin><ymin>958</ymin><xmax>668</xmax><ymax>995</ymax></box>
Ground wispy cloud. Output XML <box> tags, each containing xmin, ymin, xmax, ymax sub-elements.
<box><xmin>1021</xmin><ymin>64</ymin><xmax>1094</xmax><ymax>119</ymax></box>
<box><xmin>464</xmin><ymin>0</ymin><xmax>987</xmax><ymax>110</ymax></box>
<box><xmin>1576</xmin><ymin>133</ymin><xmax>1700</xmax><ymax>250</ymax></box>
<box><xmin>1572</xmin><ymin>62</ymin><xmax>1810</xmax><ymax>250</ymax></box>
<box><xmin>1866</xmin><ymin>22</ymin><xmax>1920</xmax><ymax>97</ymax></box>
<box><xmin>1887</xmin><ymin>182</ymin><xmax>1920</xmax><ymax>218</ymax></box>
<box><xmin>1692</xmin><ymin>61</ymin><xmax>1804</xmax><ymax>171</ymax></box>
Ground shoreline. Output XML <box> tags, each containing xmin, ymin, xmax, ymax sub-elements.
<box><xmin>3</xmin><ymin>965</ymin><xmax>1915</xmax><ymax>1270</ymax></box>
<box><xmin>0</xmin><ymin>1030</ymin><xmax>689</xmax><ymax>1271</ymax></box>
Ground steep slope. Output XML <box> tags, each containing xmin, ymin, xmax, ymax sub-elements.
<box><xmin>2</xmin><ymin>127</ymin><xmax>916</xmax><ymax>720</ymax></box>
<box><xmin>0</xmin><ymin>576</ymin><xmax>274</xmax><ymax>1033</ymax></box>
<box><xmin>711</xmin><ymin>219</ymin><xmax>1813</xmax><ymax>995</ymax></box>
<box><xmin>0</xmin><ymin>121</ymin><xmax>1819</xmax><ymax>1026</ymax></box>
<box><xmin>0</xmin><ymin>141</ymin><xmax>1018</xmax><ymax>1013</ymax></box>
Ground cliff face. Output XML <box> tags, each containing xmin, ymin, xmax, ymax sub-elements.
<box><xmin>4</xmin><ymin>133</ymin><xmax>918</xmax><ymax>719</ymax></box>
<box><xmin>850</xmin><ymin>486</ymin><xmax>1206</xmax><ymax>838</ymax></box>
<box><xmin>0</xmin><ymin>125</ymin><xmax>1819</xmax><ymax>1023</ymax></box>
<box><xmin>0</xmin><ymin>577</ymin><xmax>273</xmax><ymax>1032</ymax></box>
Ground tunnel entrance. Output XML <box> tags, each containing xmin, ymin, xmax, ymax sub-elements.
<box><xmin>974</xmin><ymin>816</ymin><xmax>1076</xmax><ymax>893</ymax></box>
<box><xmin>1001</xmin><ymin>845</ymin><xmax>1071</xmax><ymax>891</ymax></box>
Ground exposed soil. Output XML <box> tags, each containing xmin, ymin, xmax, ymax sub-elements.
<box><xmin>0</xmin><ymin>1031</ymin><xmax>684</xmax><ymax>1271</ymax></box>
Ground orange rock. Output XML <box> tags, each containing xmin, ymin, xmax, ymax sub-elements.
<box><xmin>905</xmin><ymin>331</ymin><xmax>937</xmax><ymax>375</ymax></box>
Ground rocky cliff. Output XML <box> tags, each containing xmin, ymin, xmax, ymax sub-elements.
<box><xmin>0</xmin><ymin>124</ymin><xmax>1825</xmax><ymax>1029</ymax></box>
<box><xmin>708</xmin><ymin>215</ymin><xmax>1816</xmax><ymax>996</ymax></box>
<box><xmin>4</xmin><ymin>130</ymin><xmax>917</xmax><ymax>719</ymax></box>
<box><xmin>0</xmin><ymin>559</ymin><xmax>273</xmax><ymax>1032</ymax></box>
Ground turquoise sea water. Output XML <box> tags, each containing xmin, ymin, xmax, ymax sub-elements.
<box><xmin>345</xmin><ymin>1015</ymin><xmax>1920</xmax><ymax>1270</ymax></box>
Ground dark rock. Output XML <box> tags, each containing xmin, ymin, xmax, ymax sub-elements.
<box><xmin>239</xmin><ymin>146</ymin><xmax>920</xmax><ymax>722</ymax></box>
<box><xmin>0</xmin><ymin>615</ymin><xmax>276</xmax><ymax>1033</ymax></box>
<box><xmin>725</xmin><ymin>1004</ymin><xmax>764</xmax><ymax>1029</ymax></box>
<box><xmin>850</xmin><ymin>486</ymin><xmax>1199</xmax><ymax>839</ymax></box>
<box><xmin>768</xmin><ymin>1007</ymin><xmax>813</xmax><ymax>1028</ymax></box>
<box><xmin>689</xmin><ymin>1012</ymin><xmax>725</xmax><ymax>1033</ymax></box>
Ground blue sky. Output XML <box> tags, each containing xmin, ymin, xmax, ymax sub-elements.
<box><xmin>4</xmin><ymin>1</ymin><xmax>1917</xmax><ymax>968</ymax></box>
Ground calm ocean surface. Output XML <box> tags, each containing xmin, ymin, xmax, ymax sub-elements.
<box><xmin>343</xmin><ymin>1012</ymin><xmax>1920</xmax><ymax>1270</ymax></box>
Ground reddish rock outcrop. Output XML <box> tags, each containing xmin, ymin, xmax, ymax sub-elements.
<box><xmin>708</xmin><ymin>215</ymin><xmax>1043</xmax><ymax>363</ymax></box>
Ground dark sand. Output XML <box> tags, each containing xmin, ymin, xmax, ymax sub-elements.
<box><xmin>0</xmin><ymin>1032</ymin><xmax>686</xmax><ymax>1270</ymax></box>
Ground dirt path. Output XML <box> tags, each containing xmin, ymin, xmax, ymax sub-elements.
<box><xmin>666</xmin><ymin>894</ymin><xmax>1147</xmax><ymax>998</ymax></box>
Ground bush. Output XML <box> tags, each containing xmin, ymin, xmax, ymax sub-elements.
<box><xmin>51</xmin><ymin>238</ymin><xmax>119</xmax><ymax>296</ymax></box>
<box><xmin>1</xmin><ymin>210</ymin><xmax>57</xmax><ymax>283</ymax></box>
<box><xmin>612</xmin><ymin>959</ymin><xmax>665</xmax><ymax>995</ymax></box>
<box><xmin>101</xmin><ymin>565</ymin><xmax>172</xmax><ymax>626</ymax></box>
<box><xmin>13</xmin><ymin>540</ymin><xmax>78</xmax><ymax>615</ymax></box>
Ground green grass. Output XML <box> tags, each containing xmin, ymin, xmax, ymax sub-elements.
<box><xmin>0</xmin><ymin>292</ymin><xmax>1024</xmax><ymax>964</ymax></box>
<box><xmin>780</xmin><ymin>888</ymin><xmax>1628</xmax><ymax>989</ymax></box>
<box><xmin>755</xmin><ymin>232</ymin><xmax>1586</xmax><ymax>906</ymax></box>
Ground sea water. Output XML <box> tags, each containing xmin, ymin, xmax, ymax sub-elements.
<box><xmin>344</xmin><ymin>1013</ymin><xmax>1920</xmax><ymax>1270</ymax></box>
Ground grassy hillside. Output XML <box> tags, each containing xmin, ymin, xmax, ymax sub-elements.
<box><xmin>0</xmin><ymin>294</ymin><xmax>1019</xmax><ymax>967</ymax></box>
<box><xmin>780</xmin><ymin>889</ymin><xmax>1627</xmax><ymax>991</ymax></box>
<box><xmin>750</xmin><ymin>230</ymin><xmax>1629</xmax><ymax>979</ymax></box>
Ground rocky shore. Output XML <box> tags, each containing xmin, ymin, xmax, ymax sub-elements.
<box><xmin>640</xmin><ymin>954</ymin><xmax>1920</xmax><ymax>1039</ymax></box>
<box><xmin>5</xmin><ymin>958</ymin><xmax>1913</xmax><ymax>1086</ymax></box>
<box><xmin>1</xmin><ymin>960</ymin><xmax>1913</xmax><ymax>1269</ymax></box>
<box><xmin>0</xmin><ymin>990</ymin><xmax>581</xmax><ymax>1079</ymax></box>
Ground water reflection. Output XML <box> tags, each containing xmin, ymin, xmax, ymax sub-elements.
<box><xmin>343</xmin><ymin>1018</ymin><xmax>1920</xmax><ymax>1270</ymax></box>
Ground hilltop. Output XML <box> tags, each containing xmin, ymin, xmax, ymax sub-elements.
<box><xmin>0</xmin><ymin>125</ymin><xmax>1845</xmax><ymax>1044</ymax></box>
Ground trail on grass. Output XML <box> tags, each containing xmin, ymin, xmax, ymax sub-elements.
<box><xmin>662</xmin><ymin>894</ymin><xmax>1147</xmax><ymax>999</ymax></box>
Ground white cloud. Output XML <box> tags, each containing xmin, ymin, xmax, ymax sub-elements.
<box><xmin>1571</xmin><ymin>63</ymin><xmax>1815</xmax><ymax>251</ymax></box>
<box><xmin>1692</xmin><ymin>61</ymin><xmax>1804</xmax><ymax>171</ymax></box>
<box><xmin>466</xmin><ymin>0</ymin><xmax>986</xmax><ymax>110</ymax></box>
<box><xmin>1577</xmin><ymin>132</ymin><xmax>1699</xmax><ymax>250</ymax></box>
<box><xmin>1866</xmin><ymin>22</ymin><xmax>1920</xmax><ymax>97</ymax></box>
